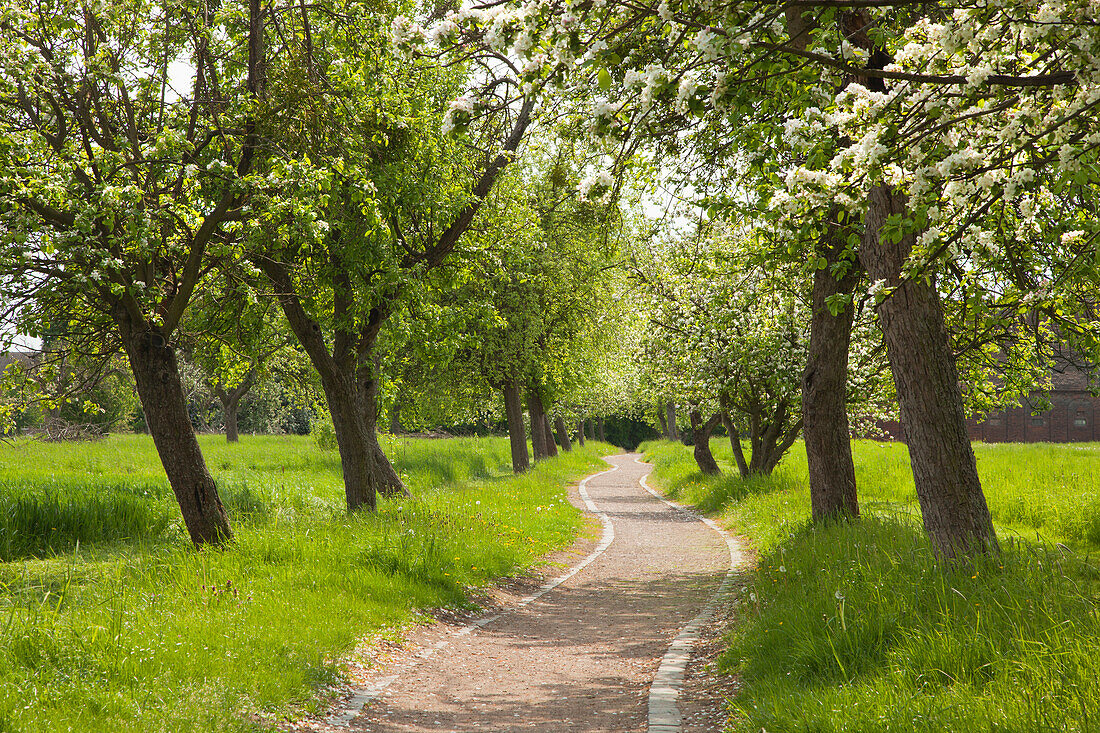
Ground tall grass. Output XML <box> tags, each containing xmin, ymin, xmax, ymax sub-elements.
<box><xmin>0</xmin><ymin>434</ymin><xmax>613</xmax><ymax>732</ymax></box>
<box><xmin>641</xmin><ymin>438</ymin><xmax>1100</xmax><ymax>733</ymax></box>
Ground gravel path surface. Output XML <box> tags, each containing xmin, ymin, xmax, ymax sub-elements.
<box><xmin>311</xmin><ymin>453</ymin><xmax>741</xmax><ymax>733</ymax></box>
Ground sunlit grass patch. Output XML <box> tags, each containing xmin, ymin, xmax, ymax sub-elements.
<box><xmin>641</xmin><ymin>438</ymin><xmax>1100</xmax><ymax>733</ymax></box>
<box><xmin>0</xmin><ymin>435</ymin><xmax>614</xmax><ymax>732</ymax></box>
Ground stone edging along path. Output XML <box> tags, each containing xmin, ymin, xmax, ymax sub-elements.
<box><xmin>636</xmin><ymin>457</ymin><xmax>745</xmax><ymax>733</ymax></box>
<box><xmin>323</xmin><ymin>455</ymin><xmax>745</xmax><ymax>732</ymax></box>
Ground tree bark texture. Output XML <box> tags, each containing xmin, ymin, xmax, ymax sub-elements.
<box><xmin>598</xmin><ymin>417</ymin><xmax>607</xmax><ymax>443</ymax></box>
<box><xmin>121</xmin><ymin>325</ymin><xmax>232</xmax><ymax>546</ymax></box>
<box><xmin>576</xmin><ymin>420</ymin><xmax>586</xmax><ymax>446</ymax></box>
<box><xmin>803</xmin><ymin>240</ymin><xmax>861</xmax><ymax>523</ymax></box>
<box><xmin>860</xmin><ymin>185</ymin><xmax>997</xmax><ymax>558</ymax></box>
<box><xmin>503</xmin><ymin>382</ymin><xmax>530</xmax><ymax>473</ymax></box>
<box><xmin>689</xmin><ymin>409</ymin><xmax>723</xmax><ymax>475</ymax></box>
<box><xmin>528</xmin><ymin>388</ymin><xmax>549</xmax><ymax>460</ymax></box>
<box><xmin>657</xmin><ymin>405</ymin><xmax>669</xmax><ymax>438</ymax></box>
<box><xmin>585</xmin><ymin>419</ymin><xmax>595</xmax><ymax>441</ymax></box>
<box><xmin>324</xmin><ymin>374</ymin><xmax>378</xmax><ymax>512</ymax></box>
<box><xmin>543</xmin><ymin>414</ymin><xmax>559</xmax><ymax>458</ymax></box>
<box><xmin>360</xmin><ymin>362</ymin><xmax>406</xmax><ymax>499</ymax></box>
<box><xmin>554</xmin><ymin>415</ymin><xmax>573</xmax><ymax>452</ymax></box>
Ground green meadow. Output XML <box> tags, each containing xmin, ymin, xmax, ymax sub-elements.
<box><xmin>642</xmin><ymin>439</ymin><xmax>1100</xmax><ymax>733</ymax></box>
<box><xmin>0</xmin><ymin>434</ymin><xmax>610</xmax><ymax>732</ymax></box>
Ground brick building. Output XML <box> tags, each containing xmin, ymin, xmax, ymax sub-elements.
<box><xmin>876</xmin><ymin>360</ymin><xmax>1100</xmax><ymax>443</ymax></box>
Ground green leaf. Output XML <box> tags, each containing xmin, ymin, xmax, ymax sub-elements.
<box><xmin>598</xmin><ymin>67</ymin><xmax>612</xmax><ymax>91</ymax></box>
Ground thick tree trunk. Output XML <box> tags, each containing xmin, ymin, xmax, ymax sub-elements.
<box><xmin>359</xmin><ymin>362</ymin><xmax>406</xmax><ymax>499</ymax></box>
<box><xmin>585</xmin><ymin>419</ymin><xmax>595</xmax><ymax>440</ymax></box>
<box><xmin>324</xmin><ymin>376</ymin><xmax>378</xmax><ymax>512</ymax></box>
<box><xmin>503</xmin><ymin>382</ymin><xmax>530</xmax><ymax>473</ymax></box>
<box><xmin>554</xmin><ymin>415</ymin><xmax>573</xmax><ymax>451</ymax></box>
<box><xmin>224</xmin><ymin>400</ymin><xmax>240</xmax><ymax>443</ymax></box>
<box><xmin>803</xmin><ymin>239</ymin><xmax>861</xmax><ymax>522</ymax></box>
<box><xmin>576</xmin><ymin>420</ymin><xmax>586</xmax><ymax>447</ymax></box>
<box><xmin>690</xmin><ymin>409</ymin><xmax>723</xmax><ymax>475</ymax></box>
<box><xmin>665</xmin><ymin>401</ymin><xmax>679</xmax><ymax>440</ymax></box>
<box><xmin>598</xmin><ymin>417</ymin><xmax>606</xmax><ymax>443</ymax></box>
<box><xmin>121</xmin><ymin>327</ymin><xmax>232</xmax><ymax>546</ymax></box>
<box><xmin>860</xmin><ymin>185</ymin><xmax>997</xmax><ymax>558</ymax></box>
<box><xmin>543</xmin><ymin>414</ymin><xmax>559</xmax><ymax>458</ymax></box>
<box><xmin>528</xmin><ymin>388</ymin><xmax>549</xmax><ymax>460</ymax></box>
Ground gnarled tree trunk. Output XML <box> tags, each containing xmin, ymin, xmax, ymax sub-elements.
<box><xmin>543</xmin><ymin>414</ymin><xmax>559</xmax><ymax>458</ymax></box>
<box><xmin>554</xmin><ymin>415</ymin><xmax>573</xmax><ymax>452</ymax></box>
<box><xmin>360</xmin><ymin>360</ymin><xmax>405</xmax><ymax>500</ymax></box>
<box><xmin>256</xmin><ymin>256</ymin><xmax>406</xmax><ymax>512</ymax></box>
<box><xmin>324</xmin><ymin>373</ymin><xmax>378</xmax><ymax>511</ymax></box>
<box><xmin>689</xmin><ymin>408</ymin><xmax>723</xmax><ymax>475</ymax></box>
<box><xmin>503</xmin><ymin>382</ymin><xmax>529</xmax><ymax>473</ymax></box>
<box><xmin>860</xmin><ymin>185</ymin><xmax>997</xmax><ymax>558</ymax></box>
<box><xmin>721</xmin><ymin>393</ymin><xmax>802</xmax><ymax>479</ymax></box>
<box><xmin>528</xmin><ymin>388</ymin><xmax>549</xmax><ymax>460</ymax></box>
<box><xmin>121</xmin><ymin>323</ymin><xmax>232</xmax><ymax>546</ymax></box>
<box><xmin>803</xmin><ymin>228</ymin><xmax>862</xmax><ymax>522</ymax></box>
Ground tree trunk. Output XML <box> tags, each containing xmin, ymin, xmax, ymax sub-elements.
<box><xmin>255</xmin><ymin>255</ymin><xmax>406</xmax><ymax>513</ymax></box>
<box><xmin>598</xmin><ymin>417</ymin><xmax>606</xmax><ymax>443</ymax></box>
<box><xmin>657</xmin><ymin>404</ymin><xmax>669</xmax><ymax>438</ymax></box>
<box><xmin>690</xmin><ymin>409</ymin><xmax>722</xmax><ymax>475</ymax></box>
<box><xmin>543</xmin><ymin>414</ymin><xmax>559</xmax><ymax>458</ymax></box>
<box><xmin>585</xmin><ymin>419</ymin><xmax>595</xmax><ymax>440</ymax></box>
<box><xmin>215</xmin><ymin>370</ymin><xmax>254</xmax><ymax>444</ymax></box>
<box><xmin>121</xmin><ymin>326</ymin><xmax>232</xmax><ymax>546</ymax></box>
<box><xmin>576</xmin><ymin>420</ymin><xmax>586</xmax><ymax>447</ymax></box>
<box><xmin>860</xmin><ymin>185</ymin><xmax>997</xmax><ymax>558</ymax></box>
<box><xmin>359</xmin><ymin>359</ymin><xmax>406</xmax><ymax>499</ymax></box>
<box><xmin>721</xmin><ymin>410</ymin><xmax>751</xmax><ymax>478</ymax></box>
<box><xmin>503</xmin><ymin>382</ymin><xmax>530</xmax><ymax>473</ymax></box>
<box><xmin>554</xmin><ymin>415</ymin><xmax>573</xmax><ymax>451</ymax></box>
<box><xmin>224</xmin><ymin>400</ymin><xmax>240</xmax><ymax>443</ymax></box>
<box><xmin>528</xmin><ymin>388</ymin><xmax>549</xmax><ymax>460</ymax></box>
<box><xmin>665</xmin><ymin>401</ymin><xmax>679</xmax><ymax>440</ymax></box>
<box><xmin>324</xmin><ymin>375</ymin><xmax>378</xmax><ymax>512</ymax></box>
<box><xmin>389</xmin><ymin>404</ymin><xmax>404</xmax><ymax>435</ymax></box>
<box><xmin>803</xmin><ymin>233</ymin><xmax>861</xmax><ymax>523</ymax></box>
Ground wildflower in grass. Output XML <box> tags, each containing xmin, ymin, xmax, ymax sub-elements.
<box><xmin>835</xmin><ymin>590</ymin><xmax>845</xmax><ymax>601</ymax></box>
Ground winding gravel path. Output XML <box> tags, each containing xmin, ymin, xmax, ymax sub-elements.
<box><xmin>324</xmin><ymin>453</ymin><xmax>743</xmax><ymax>733</ymax></box>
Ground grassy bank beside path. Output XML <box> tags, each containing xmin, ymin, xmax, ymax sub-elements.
<box><xmin>0</xmin><ymin>434</ymin><xmax>614</xmax><ymax>732</ymax></box>
<box><xmin>641</xmin><ymin>439</ymin><xmax>1100</xmax><ymax>732</ymax></box>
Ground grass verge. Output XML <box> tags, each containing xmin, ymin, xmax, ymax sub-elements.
<box><xmin>0</xmin><ymin>434</ymin><xmax>615</xmax><ymax>732</ymax></box>
<box><xmin>641</xmin><ymin>438</ymin><xmax>1100</xmax><ymax>732</ymax></box>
